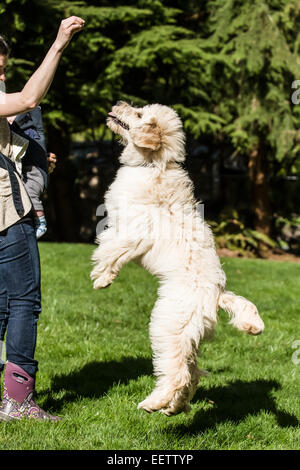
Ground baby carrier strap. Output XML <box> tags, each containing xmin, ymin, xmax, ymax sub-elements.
<box><xmin>11</xmin><ymin>111</ymin><xmax>48</xmax><ymax>174</ymax></box>
<box><xmin>0</xmin><ymin>151</ymin><xmax>25</xmax><ymax>217</ymax></box>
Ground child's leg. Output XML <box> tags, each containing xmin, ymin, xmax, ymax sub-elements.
<box><xmin>23</xmin><ymin>167</ymin><xmax>47</xmax><ymax>239</ymax></box>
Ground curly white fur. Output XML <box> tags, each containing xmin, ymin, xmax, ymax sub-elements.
<box><xmin>91</xmin><ymin>102</ymin><xmax>265</xmax><ymax>416</ymax></box>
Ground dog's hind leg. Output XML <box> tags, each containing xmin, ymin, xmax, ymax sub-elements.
<box><xmin>218</xmin><ymin>291</ymin><xmax>264</xmax><ymax>335</ymax></box>
<box><xmin>138</xmin><ymin>284</ymin><xmax>218</xmax><ymax>416</ymax></box>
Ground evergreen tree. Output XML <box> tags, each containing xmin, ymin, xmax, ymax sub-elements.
<box><xmin>1</xmin><ymin>0</ymin><xmax>300</xmax><ymax>247</ymax></box>
<box><xmin>103</xmin><ymin>0</ymin><xmax>300</xmax><ymax>251</ymax></box>
<box><xmin>204</xmin><ymin>0</ymin><xmax>300</xmax><ymax>251</ymax></box>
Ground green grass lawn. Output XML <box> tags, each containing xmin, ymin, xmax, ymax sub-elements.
<box><xmin>0</xmin><ymin>242</ymin><xmax>299</xmax><ymax>450</ymax></box>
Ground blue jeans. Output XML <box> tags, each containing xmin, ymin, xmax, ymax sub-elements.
<box><xmin>0</xmin><ymin>219</ymin><xmax>41</xmax><ymax>377</ymax></box>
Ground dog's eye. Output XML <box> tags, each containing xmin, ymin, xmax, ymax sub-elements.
<box><xmin>136</xmin><ymin>112</ymin><xmax>142</xmax><ymax>118</ymax></box>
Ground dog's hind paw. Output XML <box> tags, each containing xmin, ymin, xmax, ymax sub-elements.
<box><xmin>138</xmin><ymin>399</ymin><xmax>157</xmax><ymax>414</ymax></box>
<box><xmin>138</xmin><ymin>392</ymin><xmax>191</xmax><ymax>416</ymax></box>
<box><xmin>138</xmin><ymin>396</ymin><xmax>168</xmax><ymax>414</ymax></box>
<box><xmin>160</xmin><ymin>404</ymin><xmax>191</xmax><ymax>416</ymax></box>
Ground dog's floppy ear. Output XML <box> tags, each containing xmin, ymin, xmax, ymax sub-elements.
<box><xmin>130</xmin><ymin>118</ymin><xmax>161</xmax><ymax>151</ymax></box>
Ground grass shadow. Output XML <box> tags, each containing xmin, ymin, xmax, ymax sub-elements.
<box><xmin>40</xmin><ymin>362</ymin><xmax>299</xmax><ymax>431</ymax></box>
<box><xmin>169</xmin><ymin>379</ymin><xmax>299</xmax><ymax>435</ymax></box>
<box><xmin>39</xmin><ymin>357</ymin><xmax>153</xmax><ymax>412</ymax></box>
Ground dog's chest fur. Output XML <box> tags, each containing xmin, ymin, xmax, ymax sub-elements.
<box><xmin>105</xmin><ymin>164</ymin><xmax>196</xmax><ymax>212</ymax></box>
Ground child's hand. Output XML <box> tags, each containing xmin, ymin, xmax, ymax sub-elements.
<box><xmin>48</xmin><ymin>152</ymin><xmax>57</xmax><ymax>173</ymax></box>
<box><xmin>7</xmin><ymin>115</ymin><xmax>16</xmax><ymax>124</ymax></box>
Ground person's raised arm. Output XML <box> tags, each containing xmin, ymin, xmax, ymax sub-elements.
<box><xmin>0</xmin><ymin>16</ymin><xmax>84</xmax><ymax>117</ymax></box>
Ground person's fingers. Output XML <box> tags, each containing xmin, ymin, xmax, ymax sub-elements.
<box><xmin>62</xmin><ymin>16</ymin><xmax>85</xmax><ymax>35</ymax></box>
<box><xmin>61</xmin><ymin>16</ymin><xmax>85</xmax><ymax>29</ymax></box>
<box><xmin>66</xmin><ymin>23</ymin><xmax>85</xmax><ymax>38</ymax></box>
<box><xmin>65</xmin><ymin>16</ymin><xmax>85</xmax><ymax>25</ymax></box>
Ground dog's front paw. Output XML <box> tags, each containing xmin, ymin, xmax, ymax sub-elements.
<box><xmin>91</xmin><ymin>269</ymin><xmax>115</xmax><ymax>289</ymax></box>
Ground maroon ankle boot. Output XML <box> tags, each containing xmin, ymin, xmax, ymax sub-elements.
<box><xmin>0</xmin><ymin>362</ymin><xmax>60</xmax><ymax>422</ymax></box>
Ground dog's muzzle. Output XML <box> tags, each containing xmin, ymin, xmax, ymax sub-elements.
<box><xmin>108</xmin><ymin>112</ymin><xmax>130</xmax><ymax>130</ymax></box>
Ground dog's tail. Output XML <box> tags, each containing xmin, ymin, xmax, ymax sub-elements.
<box><xmin>218</xmin><ymin>291</ymin><xmax>265</xmax><ymax>335</ymax></box>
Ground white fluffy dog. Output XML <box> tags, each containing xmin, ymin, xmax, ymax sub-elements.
<box><xmin>91</xmin><ymin>101</ymin><xmax>265</xmax><ymax>416</ymax></box>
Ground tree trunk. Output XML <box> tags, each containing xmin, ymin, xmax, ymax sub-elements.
<box><xmin>248</xmin><ymin>140</ymin><xmax>272</xmax><ymax>256</ymax></box>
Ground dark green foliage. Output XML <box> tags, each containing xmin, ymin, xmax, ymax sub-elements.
<box><xmin>3</xmin><ymin>0</ymin><xmax>300</xmax><ymax>158</ymax></box>
<box><xmin>207</xmin><ymin>0</ymin><xmax>300</xmax><ymax>168</ymax></box>
<box><xmin>1</xmin><ymin>0</ymin><xmax>300</xmax><ymax>242</ymax></box>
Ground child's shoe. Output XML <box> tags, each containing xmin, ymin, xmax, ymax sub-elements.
<box><xmin>35</xmin><ymin>215</ymin><xmax>47</xmax><ymax>239</ymax></box>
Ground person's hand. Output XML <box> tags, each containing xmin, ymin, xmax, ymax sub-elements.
<box><xmin>54</xmin><ymin>16</ymin><xmax>85</xmax><ymax>52</ymax></box>
<box><xmin>48</xmin><ymin>152</ymin><xmax>57</xmax><ymax>174</ymax></box>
